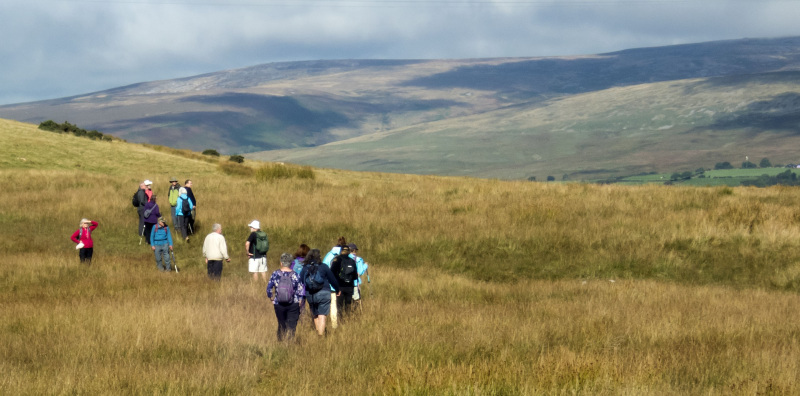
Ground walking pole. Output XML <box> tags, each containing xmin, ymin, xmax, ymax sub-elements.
<box><xmin>171</xmin><ymin>250</ymin><xmax>179</xmax><ymax>273</ymax></box>
<box><xmin>139</xmin><ymin>223</ymin><xmax>144</xmax><ymax>245</ymax></box>
<box><xmin>366</xmin><ymin>266</ymin><xmax>372</xmax><ymax>298</ymax></box>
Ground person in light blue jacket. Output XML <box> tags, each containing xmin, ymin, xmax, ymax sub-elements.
<box><xmin>322</xmin><ymin>236</ymin><xmax>347</xmax><ymax>328</ymax></box>
<box><xmin>175</xmin><ymin>187</ymin><xmax>194</xmax><ymax>242</ymax></box>
<box><xmin>150</xmin><ymin>217</ymin><xmax>174</xmax><ymax>271</ymax></box>
<box><xmin>348</xmin><ymin>243</ymin><xmax>369</xmax><ymax>301</ymax></box>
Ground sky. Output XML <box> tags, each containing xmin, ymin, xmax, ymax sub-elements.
<box><xmin>1</xmin><ymin>0</ymin><xmax>799</xmax><ymax>105</ymax></box>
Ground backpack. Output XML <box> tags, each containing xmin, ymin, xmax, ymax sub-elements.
<box><xmin>132</xmin><ymin>190</ymin><xmax>141</xmax><ymax>207</ymax></box>
<box><xmin>275</xmin><ymin>271</ymin><xmax>295</xmax><ymax>304</ymax></box>
<box><xmin>181</xmin><ymin>198</ymin><xmax>191</xmax><ymax>215</ymax></box>
<box><xmin>143</xmin><ymin>205</ymin><xmax>155</xmax><ymax>219</ymax></box>
<box><xmin>304</xmin><ymin>263</ymin><xmax>325</xmax><ymax>293</ymax></box>
<box><xmin>168</xmin><ymin>187</ymin><xmax>180</xmax><ymax>207</ymax></box>
<box><xmin>337</xmin><ymin>256</ymin><xmax>358</xmax><ymax>283</ymax></box>
<box><xmin>254</xmin><ymin>231</ymin><xmax>269</xmax><ymax>254</ymax></box>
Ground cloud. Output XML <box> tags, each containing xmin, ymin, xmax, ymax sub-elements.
<box><xmin>2</xmin><ymin>0</ymin><xmax>800</xmax><ymax>104</ymax></box>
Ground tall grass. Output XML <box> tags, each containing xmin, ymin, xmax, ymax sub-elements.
<box><xmin>3</xmin><ymin>118</ymin><xmax>800</xmax><ymax>394</ymax></box>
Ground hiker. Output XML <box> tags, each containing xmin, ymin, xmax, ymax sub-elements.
<box><xmin>167</xmin><ymin>177</ymin><xmax>181</xmax><ymax>229</ymax></box>
<box><xmin>132</xmin><ymin>182</ymin><xmax>147</xmax><ymax>236</ymax></box>
<box><xmin>300</xmin><ymin>249</ymin><xmax>340</xmax><ymax>336</ymax></box>
<box><xmin>348</xmin><ymin>243</ymin><xmax>369</xmax><ymax>302</ymax></box>
<box><xmin>322</xmin><ymin>236</ymin><xmax>348</xmax><ymax>328</ymax></box>
<box><xmin>150</xmin><ymin>217</ymin><xmax>173</xmax><ymax>272</ymax></box>
<box><xmin>175</xmin><ymin>187</ymin><xmax>194</xmax><ymax>242</ymax></box>
<box><xmin>266</xmin><ymin>253</ymin><xmax>305</xmax><ymax>341</ymax></box>
<box><xmin>202</xmin><ymin>223</ymin><xmax>230</xmax><ymax>280</ymax></box>
<box><xmin>70</xmin><ymin>218</ymin><xmax>98</xmax><ymax>265</ymax></box>
<box><xmin>330</xmin><ymin>244</ymin><xmax>358</xmax><ymax>321</ymax></box>
<box><xmin>245</xmin><ymin>220</ymin><xmax>269</xmax><ymax>281</ymax></box>
<box><xmin>142</xmin><ymin>195</ymin><xmax>161</xmax><ymax>245</ymax></box>
<box><xmin>184</xmin><ymin>180</ymin><xmax>197</xmax><ymax>235</ymax></box>
<box><xmin>292</xmin><ymin>243</ymin><xmax>310</xmax><ymax>275</ymax></box>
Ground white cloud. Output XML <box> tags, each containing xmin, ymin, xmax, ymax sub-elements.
<box><xmin>1</xmin><ymin>0</ymin><xmax>800</xmax><ymax>104</ymax></box>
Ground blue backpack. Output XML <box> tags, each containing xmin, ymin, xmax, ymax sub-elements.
<box><xmin>304</xmin><ymin>263</ymin><xmax>325</xmax><ymax>293</ymax></box>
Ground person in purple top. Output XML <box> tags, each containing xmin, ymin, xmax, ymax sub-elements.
<box><xmin>142</xmin><ymin>195</ymin><xmax>161</xmax><ymax>245</ymax></box>
<box><xmin>266</xmin><ymin>253</ymin><xmax>306</xmax><ymax>341</ymax></box>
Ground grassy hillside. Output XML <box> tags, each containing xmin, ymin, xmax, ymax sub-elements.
<box><xmin>4</xmin><ymin>37</ymin><xmax>800</xmax><ymax>180</ymax></box>
<box><xmin>3</xmin><ymin>118</ymin><xmax>800</xmax><ymax>394</ymax></box>
<box><xmin>251</xmin><ymin>71</ymin><xmax>800</xmax><ymax>180</ymax></box>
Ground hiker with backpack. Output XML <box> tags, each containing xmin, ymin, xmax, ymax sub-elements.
<box><xmin>245</xmin><ymin>220</ymin><xmax>269</xmax><ymax>281</ymax></box>
<box><xmin>292</xmin><ymin>244</ymin><xmax>310</xmax><ymax>275</ymax></box>
<box><xmin>184</xmin><ymin>180</ymin><xmax>197</xmax><ymax>235</ymax></box>
<box><xmin>175</xmin><ymin>187</ymin><xmax>194</xmax><ymax>242</ymax></box>
<box><xmin>142</xmin><ymin>195</ymin><xmax>161</xmax><ymax>245</ymax></box>
<box><xmin>266</xmin><ymin>253</ymin><xmax>306</xmax><ymax>341</ymax></box>
<box><xmin>167</xmin><ymin>177</ymin><xmax>181</xmax><ymax>230</ymax></box>
<box><xmin>330</xmin><ymin>244</ymin><xmax>359</xmax><ymax>321</ymax></box>
<box><xmin>348</xmin><ymin>243</ymin><xmax>369</xmax><ymax>303</ymax></box>
<box><xmin>322</xmin><ymin>236</ymin><xmax>348</xmax><ymax>328</ymax></box>
<box><xmin>150</xmin><ymin>217</ymin><xmax>173</xmax><ymax>272</ymax></box>
<box><xmin>70</xmin><ymin>218</ymin><xmax>98</xmax><ymax>265</ymax></box>
<box><xmin>300</xmin><ymin>249</ymin><xmax>340</xmax><ymax>336</ymax></box>
<box><xmin>132</xmin><ymin>182</ymin><xmax>148</xmax><ymax>236</ymax></box>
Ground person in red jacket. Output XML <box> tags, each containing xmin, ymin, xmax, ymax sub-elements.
<box><xmin>70</xmin><ymin>218</ymin><xmax>98</xmax><ymax>265</ymax></box>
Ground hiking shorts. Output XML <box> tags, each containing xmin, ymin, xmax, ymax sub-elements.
<box><xmin>308</xmin><ymin>290</ymin><xmax>331</xmax><ymax>317</ymax></box>
<box><xmin>248</xmin><ymin>257</ymin><xmax>267</xmax><ymax>273</ymax></box>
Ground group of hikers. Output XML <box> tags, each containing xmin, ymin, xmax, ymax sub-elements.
<box><xmin>69</xmin><ymin>178</ymin><xmax>371</xmax><ymax>339</ymax></box>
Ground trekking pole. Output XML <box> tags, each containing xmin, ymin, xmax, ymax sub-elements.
<box><xmin>366</xmin><ymin>266</ymin><xmax>372</xmax><ymax>298</ymax></box>
<box><xmin>171</xmin><ymin>250</ymin><xmax>179</xmax><ymax>273</ymax></box>
<box><xmin>139</xmin><ymin>224</ymin><xmax>144</xmax><ymax>245</ymax></box>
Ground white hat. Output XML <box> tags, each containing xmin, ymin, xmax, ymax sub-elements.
<box><xmin>248</xmin><ymin>220</ymin><xmax>260</xmax><ymax>229</ymax></box>
<box><xmin>143</xmin><ymin>179</ymin><xmax>153</xmax><ymax>185</ymax></box>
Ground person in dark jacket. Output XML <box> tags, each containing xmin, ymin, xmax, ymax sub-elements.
<box><xmin>150</xmin><ymin>217</ymin><xmax>173</xmax><ymax>271</ymax></box>
<box><xmin>299</xmin><ymin>249</ymin><xmax>340</xmax><ymax>336</ymax></box>
<box><xmin>184</xmin><ymin>179</ymin><xmax>196</xmax><ymax>235</ymax></box>
<box><xmin>142</xmin><ymin>195</ymin><xmax>161</xmax><ymax>245</ymax></box>
<box><xmin>330</xmin><ymin>244</ymin><xmax>358</xmax><ymax>321</ymax></box>
<box><xmin>134</xmin><ymin>182</ymin><xmax>147</xmax><ymax>236</ymax></box>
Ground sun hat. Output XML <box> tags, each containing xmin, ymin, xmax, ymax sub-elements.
<box><xmin>144</xmin><ymin>180</ymin><xmax>153</xmax><ymax>185</ymax></box>
<box><xmin>169</xmin><ymin>177</ymin><xmax>178</xmax><ymax>182</ymax></box>
<box><xmin>157</xmin><ymin>216</ymin><xmax>166</xmax><ymax>224</ymax></box>
<box><xmin>248</xmin><ymin>220</ymin><xmax>260</xmax><ymax>229</ymax></box>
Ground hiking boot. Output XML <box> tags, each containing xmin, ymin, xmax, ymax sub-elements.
<box><xmin>185</xmin><ymin>237</ymin><xmax>190</xmax><ymax>243</ymax></box>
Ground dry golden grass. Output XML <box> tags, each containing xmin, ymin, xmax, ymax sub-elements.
<box><xmin>2</xmin><ymin>118</ymin><xmax>800</xmax><ymax>394</ymax></box>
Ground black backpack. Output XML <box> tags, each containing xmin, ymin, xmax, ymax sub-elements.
<box><xmin>181</xmin><ymin>199</ymin><xmax>191</xmax><ymax>215</ymax></box>
<box><xmin>132</xmin><ymin>190</ymin><xmax>141</xmax><ymax>207</ymax></box>
<box><xmin>337</xmin><ymin>256</ymin><xmax>357</xmax><ymax>283</ymax></box>
<box><xmin>304</xmin><ymin>263</ymin><xmax>325</xmax><ymax>292</ymax></box>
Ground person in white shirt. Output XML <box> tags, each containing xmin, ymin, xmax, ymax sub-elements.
<box><xmin>202</xmin><ymin>223</ymin><xmax>230</xmax><ymax>280</ymax></box>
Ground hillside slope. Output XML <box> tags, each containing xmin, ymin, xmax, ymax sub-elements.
<box><xmin>3</xmin><ymin>37</ymin><xmax>800</xmax><ymax>179</ymax></box>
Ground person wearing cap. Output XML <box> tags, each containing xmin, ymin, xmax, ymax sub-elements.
<box><xmin>322</xmin><ymin>236</ymin><xmax>348</xmax><ymax>328</ymax></box>
<box><xmin>134</xmin><ymin>182</ymin><xmax>148</xmax><ymax>236</ymax></box>
<box><xmin>184</xmin><ymin>180</ymin><xmax>197</xmax><ymax>235</ymax></box>
<box><xmin>70</xmin><ymin>218</ymin><xmax>98</xmax><ymax>265</ymax></box>
<box><xmin>167</xmin><ymin>177</ymin><xmax>181</xmax><ymax>229</ymax></box>
<box><xmin>150</xmin><ymin>217</ymin><xmax>173</xmax><ymax>271</ymax></box>
<box><xmin>175</xmin><ymin>187</ymin><xmax>194</xmax><ymax>242</ymax></box>
<box><xmin>266</xmin><ymin>253</ymin><xmax>305</xmax><ymax>341</ymax></box>
<box><xmin>142</xmin><ymin>194</ymin><xmax>161</xmax><ymax>245</ymax></box>
<box><xmin>330</xmin><ymin>244</ymin><xmax>358</xmax><ymax>322</ymax></box>
<box><xmin>245</xmin><ymin>220</ymin><xmax>269</xmax><ymax>281</ymax></box>
<box><xmin>202</xmin><ymin>223</ymin><xmax>230</xmax><ymax>280</ymax></box>
<box><xmin>348</xmin><ymin>243</ymin><xmax>369</xmax><ymax>302</ymax></box>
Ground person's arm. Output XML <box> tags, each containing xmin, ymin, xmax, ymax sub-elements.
<box><xmin>326</xmin><ymin>266</ymin><xmax>340</xmax><ymax>293</ymax></box>
<box><xmin>266</xmin><ymin>273</ymin><xmax>276</xmax><ymax>299</ymax></box>
<box><xmin>245</xmin><ymin>234</ymin><xmax>253</xmax><ymax>257</ymax></box>
<box><xmin>150</xmin><ymin>226</ymin><xmax>157</xmax><ymax>250</ymax></box>
<box><xmin>89</xmin><ymin>221</ymin><xmax>98</xmax><ymax>231</ymax></box>
<box><xmin>70</xmin><ymin>229</ymin><xmax>80</xmax><ymax>244</ymax></box>
<box><xmin>167</xmin><ymin>227</ymin><xmax>173</xmax><ymax>249</ymax></box>
<box><xmin>220</xmin><ymin>237</ymin><xmax>230</xmax><ymax>261</ymax></box>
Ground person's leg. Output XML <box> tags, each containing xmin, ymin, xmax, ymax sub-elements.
<box><xmin>84</xmin><ymin>248</ymin><xmax>93</xmax><ymax>265</ymax></box>
<box><xmin>286</xmin><ymin>303</ymin><xmax>300</xmax><ymax>340</ymax></box>
<box><xmin>79</xmin><ymin>248</ymin><xmax>87</xmax><ymax>263</ymax></box>
<box><xmin>154</xmin><ymin>245</ymin><xmax>164</xmax><ymax>271</ymax></box>
<box><xmin>315</xmin><ymin>315</ymin><xmax>327</xmax><ymax>336</ymax></box>
<box><xmin>274</xmin><ymin>304</ymin><xmax>288</xmax><ymax>341</ymax></box>
<box><xmin>170</xmin><ymin>208</ymin><xmax>178</xmax><ymax>232</ymax></box>
<box><xmin>208</xmin><ymin>260</ymin><xmax>223</xmax><ymax>280</ymax></box>
<box><xmin>164</xmin><ymin>247</ymin><xmax>171</xmax><ymax>271</ymax></box>
<box><xmin>137</xmin><ymin>209</ymin><xmax>145</xmax><ymax>236</ymax></box>
<box><xmin>330</xmin><ymin>292</ymin><xmax>338</xmax><ymax>329</ymax></box>
<box><xmin>143</xmin><ymin>223</ymin><xmax>154</xmax><ymax>245</ymax></box>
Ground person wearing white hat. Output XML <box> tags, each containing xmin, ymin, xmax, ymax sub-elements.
<box><xmin>245</xmin><ymin>220</ymin><xmax>269</xmax><ymax>281</ymax></box>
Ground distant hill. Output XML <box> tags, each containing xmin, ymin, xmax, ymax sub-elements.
<box><xmin>3</xmin><ymin>37</ymin><xmax>800</xmax><ymax>179</ymax></box>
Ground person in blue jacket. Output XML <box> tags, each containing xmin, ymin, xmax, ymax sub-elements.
<box><xmin>300</xmin><ymin>249</ymin><xmax>340</xmax><ymax>336</ymax></box>
<box><xmin>348</xmin><ymin>243</ymin><xmax>369</xmax><ymax>302</ymax></box>
<box><xmin>175</xmin><ymin>187</ymin><xmax>194</xmax><ymax>242</ymax></box>
<box><xmin>150</xmin><ymin>217</ymin><xmax>174</xmax><ymax>271</ymax></box>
